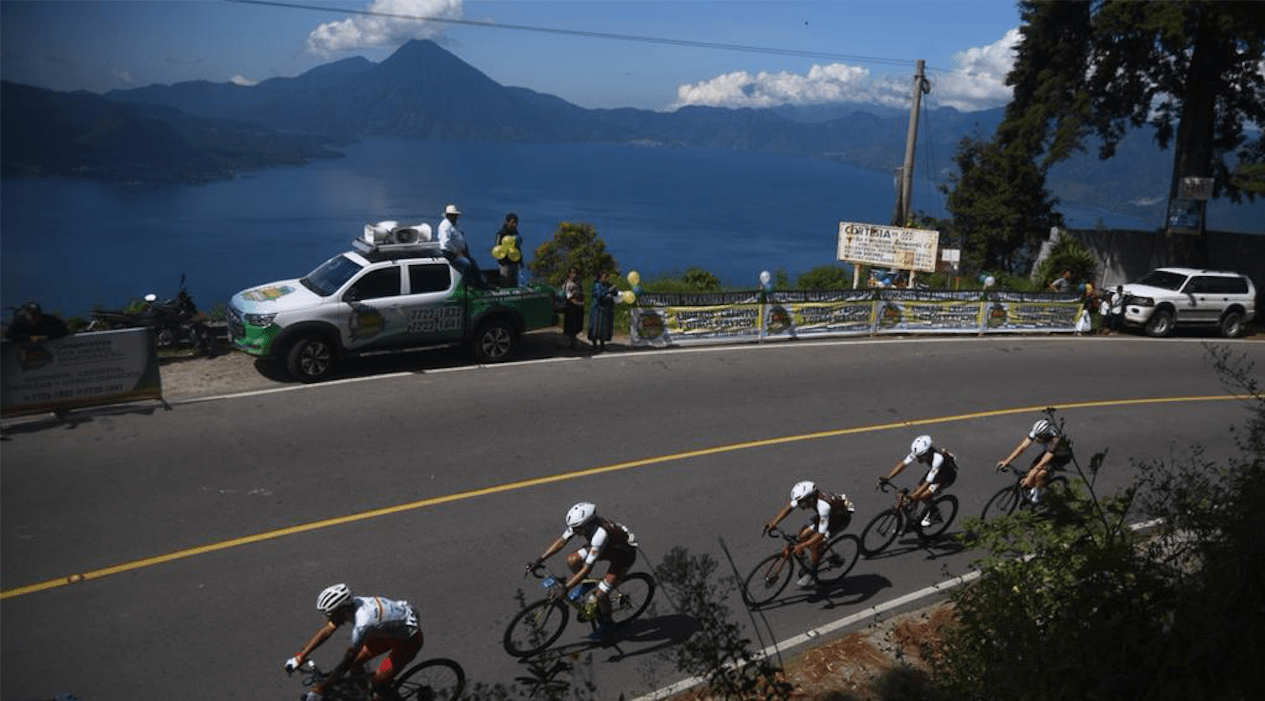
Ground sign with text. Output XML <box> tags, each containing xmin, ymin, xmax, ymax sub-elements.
<box><xmin>1</xmin><ymin>328</ymin><xmax>162</xmax><ymax>417</ymax></box>
<box><xmin>837</xmin><ymin>222</ymin><xmax>939</xmax><ymax>272</ymax></box>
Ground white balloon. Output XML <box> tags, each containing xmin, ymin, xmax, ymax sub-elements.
<box><xmin>759</xmin><ymin>270</ymin><xmax>772</xmax><ymax>286</ymax></box>
<box><xmin>984</xmin><ymin>276</ymin><xmax>996</xmax><ymax>288</ymax></box>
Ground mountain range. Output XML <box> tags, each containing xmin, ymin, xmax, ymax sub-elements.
<box><xmin>3</xmin><ymin>38</ymin><xmax>1260</xmax><ymax>229</ymax></box>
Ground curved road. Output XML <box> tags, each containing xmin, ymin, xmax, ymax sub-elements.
<box><xmin>2</xmin><ymin>335</ymin><xmax>1260</xmax><ymax>700</ymax></box>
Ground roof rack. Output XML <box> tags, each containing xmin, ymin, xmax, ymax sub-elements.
<box><xmin>351</xmin><ymin>238</ymin><xmax>446</xmax><ymax>261</ymax></box>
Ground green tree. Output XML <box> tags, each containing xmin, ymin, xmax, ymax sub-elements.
<box><xmin>681</xmin><ymin>266</ymin><xmax>722</xmax><ymax>292</ymax></box>
<box><xmin>942</xmin><ymin>136</ymin><xmax>1064</xmax><ymax>275</ymax></box>
<box><xmin>795</xmin><ymin>265</ymin><xmax>853</xmax><ymax>290</ymax></box>
<box><xmin>527</xmin><ymin>222</ymin><xmax>618</xmax><ymax>288</ymax></box>
<box><xmin>1005</xmin><ymin>0</ymin><xmax>1265</xmax><ymax>216</ymax></box>
<box><xmin>1031</xmin><ymin>232</ymin><xmax>1098</xmax><ymax>290</ymax></box>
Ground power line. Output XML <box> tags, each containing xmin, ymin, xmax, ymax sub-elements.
<box><xmin>230</xmin><ymin>0</ymin><xmax>920</xmax><ymax>68</ymax></box>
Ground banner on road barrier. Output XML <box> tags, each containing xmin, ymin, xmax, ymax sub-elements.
<box><xmin>2</xmin><ymin>328</ymin><xmax>162</xmax><ymax>418</ymax></box>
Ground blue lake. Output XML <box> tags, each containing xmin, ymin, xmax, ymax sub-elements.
<box><xmin>0</xmin><ymin>138</ymin><xmax>1149</xmax><ymax>318</ymax></box>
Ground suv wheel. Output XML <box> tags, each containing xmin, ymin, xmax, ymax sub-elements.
<box><xmin>1220</xmin><ymin>310</ymin><xmax>1245</xmax><ymax>338</ymax></box>
<box><xmin>473</xmin><ymin>319</ymin><xmax>517</xmax><ymax>363</ymax></box>
<box><xmin>1144</xmin><ymin>308</ymin><xmax>1174</xmax><ymax>338</ymax></box>
<box><xmin>286</xmin><ymin>334</ymin><xmax>337</xmax><ymax>381</ymax></box>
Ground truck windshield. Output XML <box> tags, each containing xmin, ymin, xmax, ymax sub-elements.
<box><xmin>1136</xmin><ymin>270</ymin><xmax>1189</xmax><ymax>291</ymax></box>
<box><xmin>301</xmin><ymin>255</ymin><xmax>364</xmax><ymax>297</ymax></box>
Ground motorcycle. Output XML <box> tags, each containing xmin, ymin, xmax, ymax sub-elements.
<box><xmin>87</xmin><ymin>275</ymin><xmax>216</xmax><ymax>356</ymax></box>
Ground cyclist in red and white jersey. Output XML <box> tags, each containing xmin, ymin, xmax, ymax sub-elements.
<box><xmin>996</xmin><ymin>418</ymin><xmax>1073</xmax><ymax>504</ymax></box>
<box><xmin>528</xmin><ymin>502</ymin><xmax>639</xmax><ymax>633</ymax></box>
<box><xmin>283</xmin><ymin>584</ymin><xmax>423</xmax><ymax>701</ymax></box>
<box><xmin>880</xmin><ymin>434</ymin><xmax>958</xmax><ymax>527</ymax></box>
<box><xmin>763</xmin><ymin>480</ymin><xmax>855</xmax><ymax>586</ymax></box>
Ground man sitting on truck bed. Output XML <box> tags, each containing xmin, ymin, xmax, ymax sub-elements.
<box><xmin>437</xmin><ymin>203</ymin><xmax>491</xmax><ymax>290</ymax></box>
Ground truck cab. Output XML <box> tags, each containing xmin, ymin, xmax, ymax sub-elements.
<box><xmin>227</xmin><ymin>229</ymin><xmax>555</xmax><ymax>381</ymax></box>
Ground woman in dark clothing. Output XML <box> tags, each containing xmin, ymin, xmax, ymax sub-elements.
<box><xmin>587</xmin><ymin>270</ymin><xmax>617</xmax><ymax>352</ymax></box>
<box><xmin>562</xmin><ymin>267</ymin><xmax>585</xmax><ymax>349</ymax></box>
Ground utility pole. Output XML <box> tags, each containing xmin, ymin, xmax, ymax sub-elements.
<box><xmin>891</xmin><ymin>59</ymin><xmax>930</xmax><ymax>227</ymax></box>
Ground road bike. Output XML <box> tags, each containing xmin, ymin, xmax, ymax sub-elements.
<box><xmin>740</xmin><ymin>525</ymin><xmax>860</xmax><ymax>607</ymax></box>
<box><xmin>980</xmin><ymin>463</ymin><xmax>1072</xmax><ymax>522</ymax></box>
<box><xmin>502</xmin><ymin>565</ymin><xmax>656</xmax><ymax>657</ymax></box>
<box><xmin>859</xmin><ymin>480</ymin><xmax>959</xmax><ymax>556</ymax></box>
<box><xmin>291</xmin><ymin>658</ymin><xmax>465</xmax><ymax>701</ymax></box>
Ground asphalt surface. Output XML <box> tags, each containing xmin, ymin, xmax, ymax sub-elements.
<box><xmin>2</xmin><ymin>334</ymin><xmax>1262</xmax><ymax>700</ymax></box>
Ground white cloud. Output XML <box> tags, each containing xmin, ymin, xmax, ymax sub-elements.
<box><xmin>110</xmin><ymin>65</ymin><xmax>135</xmax><ymax>85</ymax></box>
<box><xmin>307</xmin><ymin>0</ymin><xmax>463</xmax><ymax>56</ymax></box>
<box><xmin>229</xmin><ymin>74</ymin><xmax>258</xmax><ymax>87</ymax></box>
<box><xmin>669</xmin><ymin>28</ymin><xmax>1020</xmax><ymax>113</ymax></box>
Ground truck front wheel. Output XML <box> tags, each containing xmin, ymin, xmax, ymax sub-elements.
<box><xmin>473</xmin><ymin>319</ymin><xmax>517</xmax><ymax>363</ymax></box>
<box><xmin>286</xmin><ymin>334</ymin><xmax>337</xmax><ymax>381</ymax></box>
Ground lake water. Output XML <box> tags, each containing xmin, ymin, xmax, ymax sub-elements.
<box><xmin>0</xmin><ymin>138</ymin><xmax>1149</xmax><ymax>318</ymax></box>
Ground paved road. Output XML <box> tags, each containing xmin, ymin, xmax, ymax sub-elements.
<box><xmin>2</xmin><ymin>336</ymin><xmax>1260</xmax><ymax>700</ymax></box>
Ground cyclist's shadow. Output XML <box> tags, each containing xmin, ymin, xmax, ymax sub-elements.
<box><xmin>864</xmin><ymin>530</ymin><xmax>967</xmax><ymax>562</ymax></box>
<box><xmin>747</xmin><ymin>572</ymin><xmax>891</xmax><ymax>613</ymax></box>
<box><xmin>513</xmin><ymin>610</ymin><xmax>701</xmax><ymax>664</ymax></box>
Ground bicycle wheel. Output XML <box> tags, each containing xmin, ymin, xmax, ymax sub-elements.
<box><xmin>981</xmin><ymin>484</ymin><xmax>1021</xmax><ymax>522</ymax></box>
<box><xmin>813</xmin><ymin>533</ymin><xmax>860</xmax><ymax>586</ymax></box>
<box><xmin>502</xmin><ymin>599</ymin><xmax>569</xmax><ymax>657</ymax></box>
<box><xmin>606</xmin><ymin>572</ymin><xmax>655</xmax><ymax>627</ymax></box>
<box><xmin>395</xmin><ymin>658</ymin><xmax>466</xmax><ymax>701</ymax></box>
<box><xmin>741</xmin><ymin>552</ymin><xmax>793</xmax><ymax>606</ymax></box>
<box><xmin>860</xmin><ymin>509</ymin><xmax>902</xmax><ymax>556</ymax></box>
<box><xmin>916</xmin><ymin>494</ymin><xmax>958</xmax><ymax>539</ymax></box>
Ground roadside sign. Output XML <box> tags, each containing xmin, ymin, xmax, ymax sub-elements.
<box><xmin>837</xmin><ymin>222</ymin><xmax>939</xmax><ymax>273</ymax></box>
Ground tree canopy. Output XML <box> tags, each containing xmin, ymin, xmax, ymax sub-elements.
<box><xmin>1008</xmin><ymin>0</ymin><xmax>1265</xmax><ymax>203</ymax></box>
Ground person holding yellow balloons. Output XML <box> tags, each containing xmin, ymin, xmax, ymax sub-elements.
<box><xmin>491</xmin><ymin>213</ymin><xmax>524</xmax><ymax>287</ymax></box>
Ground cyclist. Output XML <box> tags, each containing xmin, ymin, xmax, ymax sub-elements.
<box><xmin>527</xmin><ymin>502</ymin><xmax>639</xmax><ymax>637</ymax></box>
<box><xmin>879</xmin><ymin>434</ymin><xmax>958</xmax><ymax>527</ymax></box>
<box><xmin>762</xmin><ymin>480</ymin><xmax>855</xmax><ymax>587</ymax></box>
<box><xmin>996</xmin><ymin>417</ymin><xmax>1073</xmax><ymax>504</ymax></box>
<box><xmin>283</xmin><ymin>583</ymin><xmax>423</xmax><ymax>701</ymax></box>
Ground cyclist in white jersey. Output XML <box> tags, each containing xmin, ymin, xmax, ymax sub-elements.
<box><xmin>284</xmin><ymin>584</ymin><xmax>423</xmax><ymax>701</ymax></box>
<box><xmin>996</xmin><ymin>418</ymin><xmax>1073</xmax><ymax>504</ymax></box>
<box><xmin>528</xmin><ymin>502</ymin><xmax>638</xmax><ymax>635</ymax></box>
<box><xmin>880</xmin><ymin>434</ymin><xmax>958</xmax><ymax>527</ymax></box>
<box><xmin>763</xmin><ymin>480</ymin><xmax>855</xmax><ymax>586</ymax></box>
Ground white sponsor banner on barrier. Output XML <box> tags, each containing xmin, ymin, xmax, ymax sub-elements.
<box><xmin>629</xmin><ymin>291</ymin><xmax>1082</xmax><ymax>347</ymax></box>
<box><xmin>2</xmin><ymin>328</ymin><xmax>162</xmax><ymax>417</ymax></box>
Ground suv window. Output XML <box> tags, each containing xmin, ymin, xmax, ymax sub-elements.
<box><xmin>1202</xmin><ymin>276</ymin><xmax>1249</xmax><ymax>295</ymax></box>
<box><xmin>409</xmin><ymin>263</ymin><xmax>452</xmax><ymax>294</ymax></box>
<box><xmin>1137</xmin><ymin>270</ymin><xmax>1188</xmax><ymax>291</ymax></box>
<box><xmin>302</xmin><ymin>255</ymin><xmax>364</xmax><ymax>297</ymax></box>
<box><xmin>346</xmin><ymin>267</ymin><xmax>402</xmax><ymax>301</ymax></box>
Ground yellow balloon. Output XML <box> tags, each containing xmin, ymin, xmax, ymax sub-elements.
<box><xmin>621</xmin><ymin>290</ymin><xmax>636</xmax><ymax>304</ymax></box>
<box><xmin>491</xmin><ymin>245</ymin><xmax>505</xmax><ymax>259</ymax></box>
<box><xmin>627</xmin><ymin>271</ymin><xmax>641</xmax><ymax>287</ymax></box>
<box><xmin>509</xmin><ymin>249</ymin><xmax>521</xmax><ymax>262</ymax></box>
<box><xmin>501</xmin><ymin>235</ymin><xmax>517</xmax><ymax>249</ymax></box>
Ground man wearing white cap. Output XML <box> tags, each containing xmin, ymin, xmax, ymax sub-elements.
<box><xmin>437</xmin><ymin>203</ymin><xmax>489</xmax><ymax>289</ymax></box>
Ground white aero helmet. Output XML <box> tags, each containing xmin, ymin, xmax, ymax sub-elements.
<box><xmin>911</xmin><ymin>435</ymin><xmax>933</xmax><ymax>457</ymax></box>
<box><xmin>566</xmin><ymin>502</ymin><xmax>597</xmax><ymax>530</ymax></box>
<box><xmin>317</xmin><ymin>583</ymin><xmax>352</xmax><ymax>614</ymax></box>
<box><xmin>791</xmin><ymin>480</ymin><xmax>816</xmax><ymax>506</ymax></box>
<box><xmin>1032</xmin><ymin>419</ymin><xmax>1054</xmax><ymax>438</ymax></box>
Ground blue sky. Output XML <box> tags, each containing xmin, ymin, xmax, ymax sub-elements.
<box><xmin>1</xmin><ymin>0</ymin><xmax>1023</xmax><ymax>111</ymax></box>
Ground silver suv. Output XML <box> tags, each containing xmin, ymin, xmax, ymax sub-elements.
<box><xmin>1121</xmin><ymin>267</ymin><xmax>1256</xmax><ymax>338</ymax></box>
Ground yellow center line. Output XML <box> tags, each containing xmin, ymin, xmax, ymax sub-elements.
<box><xmin>0</xmin><ymin>394</ymin><xmax>1240</xmax><ymax>601</ymax></box>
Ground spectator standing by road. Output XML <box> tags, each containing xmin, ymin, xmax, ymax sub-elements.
<box><xmin>1048</xmin><ymin>269</ymin><xmax>1071</xmax><ymax>294</ymax></box>
<box><xmin>437</xmin><ymin>203</ymin><xmax>489</xmax><ymax>290</ymax></box>
<box><xmin>493</xmin><ymin>212</ymin><xmax>523</xmax><ymax>287</ymax></box>
<box><xmin>587</xmin><ymin>270</ymin><xmax>617</xmax><ymax>352</ymax></box>
<box><xmin>562</xmin><ymin>267</ymin><xmax>585</xmax><ymax>350</ymax></box>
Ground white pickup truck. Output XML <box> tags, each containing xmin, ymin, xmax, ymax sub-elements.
<box><xmin>227</xmin><ymin>223</ymin><xmax>556</xmax><ymax>381</ymax></box>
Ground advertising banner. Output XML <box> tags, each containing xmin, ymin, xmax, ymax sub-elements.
<box><xmin>837</xmin><ymin>222</ymin><xmax>939</xmax><ymax>272</ymax></box>
<box><xmin>2</xmin><ymin>328</ymin><xmax>162</xmax><ymax>417</ymax></box>
<box><xmin>629</xmin><ymin>290</ymin><xmax>1081</xmax><ymax>347</ymax></box>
